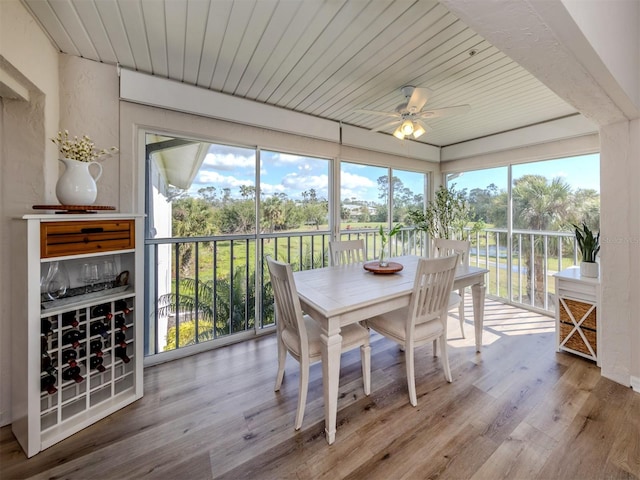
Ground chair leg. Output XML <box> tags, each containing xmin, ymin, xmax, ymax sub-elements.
<box><xmin>433</xmin><ymin>338</ymin><xmax>438</xmax><ymax>357</ymax></box>
<box><xmin>440</xmin><ymin>334</ymin><xmax>453</xmax><ymax>383</ymax></box>
<box><xmin>274</xmin><ymin>334</ymin><xmax>287</xmax><ymax>391</ymax></box>
<box><xmin>405</xmin><ymin>343</ymin><xmax>417</xmax><ymax>407</ymax></box>
<box><xmin>294</xmin><ymin>358</ymin><xmax>310</xmax><ymax>430</ymax></box>
<box><xmin>458</xmin><ymin>288</ymin><xmax>466</xmax><ymax>338</ymax></box>
<box><xmin>360</xmin><ymin>343</ymin><xmax>371</xmax><ymax>396</ymax></box>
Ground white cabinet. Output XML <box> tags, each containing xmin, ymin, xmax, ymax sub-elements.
<box><xmin>553</xmin><ymin>266</ymin><xmax>600</xmax><ymax>365</ymax></box>
<box><xmin>11</xmin><ymin>214</ymin><xmax>144</xmax><ymax>457</ymax></box>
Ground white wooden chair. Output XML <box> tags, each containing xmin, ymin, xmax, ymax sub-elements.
<box><xmin>266</xmin><ymin>256</ymin><xmax>371</xmax><ymax>430</ymax></box>
<box><xmin>366</xmin><ymin>255</ymin><xmax>459</xmax><ymax>406</ymax></box>
<box><xmin>329</xmin><ymin>239</ymin><xmax>366</xmax><ymax>265</ymax></box>
<box><xmin>432</xmin><ymin>238</ymin><xmax>471</xmax><ymax>338</ymax></box>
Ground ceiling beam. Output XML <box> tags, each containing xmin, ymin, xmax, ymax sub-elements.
<box><xmin>440</xmin><ymin>0</ymin><xmax>635</xmax><ymax>126</ymax></box>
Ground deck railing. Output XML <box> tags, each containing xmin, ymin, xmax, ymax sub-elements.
<box><xmin>145</xmin><ymin>227</ymin><xmax>578</xmax><ymax>356</ymax></box>
<box><xmin>465</xmin><ymin>228</ymin><xmax>578</xmax><ymax>311</ymax></box>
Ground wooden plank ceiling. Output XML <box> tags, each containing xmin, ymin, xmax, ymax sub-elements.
<box><xmin>23</xmin><ymin>0</ymin><xmax>578</xmax><ymax>147</ymax></box>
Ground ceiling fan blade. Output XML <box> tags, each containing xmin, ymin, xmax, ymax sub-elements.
<box><xmin>417</xmin><ymin>104</ymin><xmax>471</xmax><ymax>119</ymax></box>
<box><xmin>354</xmin><ymin>109</ymin><xmax>401</xmax><ymax>118</ymax></box>
<box><xmin>406</xmin><ymin>87</ymin><xmax>432</xmax><ymax>113</ymax></box>
<box><xmin>371</xmin><ymin>119</ymin><xmax>401</xmax><ymax>133</ymax></box>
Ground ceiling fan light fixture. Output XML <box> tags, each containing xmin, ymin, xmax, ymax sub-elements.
<box><xmin>393</xmin><ymin>126</ymin><xmax>405</xmax><ymax>140</ymax></box>
<box><xmin>401</xmin><ymin>120</ymin><xmax>414</xmax><ymax>136</ymax></box>
<box><xmin>412</xmin><ymin>123</ymin><xmax>426</xmax><ymax>138</ymax></box>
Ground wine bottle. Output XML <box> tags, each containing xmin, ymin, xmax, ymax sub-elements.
<box><xmin>41</xmin><ymin>374</ymin><xmax>57</xmax><ymax>394</ymax></box>
<box><xmin>114</xmin><ymin>314</ymin><xmax>128</xmax><ymax>331</ymax></box>
<box><xmin>114</xmin><ymin>331</ymin><xmax>127</xmax><ymax>348</ymax></box>
<box><xmin>80</xmin><ymin>347</ymin><xmax>107</xmax><ymax>372</ymax></box>
<box><xmin>91</xmin><ymin>303</ymin><xmax>113</xmax><ymax>320</ymax></box>
<box><xmin>41</xmin><ymin>318</ymin><xmax>53</xmax><ymax>337</ymax></box>
<box><xmin>115</xmin><ymin>299</ymin><xmax>131</xmax><ymax>314</ymax></box>
<box><xmin>88</xmin><ymin>355</ymin><xmax>106</xmax><ymax>372</ymax></box>
<box><xmin>41</xmin><ymin>351</ymin><xmax>57</xmax><ymax>376</ymax></box>
<box><xmin>88</xmin><ymin>339</ymin><xmax>103</xmax><ymax>357</ymax></box>
<box><xmin>62</xmin><ymin>311</ymin><xmax>79</xmax><ymax>328</ymax></box>
<box><xmin>114</xmin><ymin>346</ymin><xmax>130</xmax><ymax>364</ymax></box>
<box><xmin>62</xmin><ymin>329</ymin><xmax>83</xmax><ymax>348</ymax></box>
<box><xmin>90</xmin><ymin>320</ymin><xmax>109</xmax><ymax>339</ymax></box>
<box><xmin>62</xmin><ymin>366</ymin><xmax>84</xmax><ymax>383</ymax></box>
<box><xmin>62</xmin><ymin>348</ymin><xmax>78</xmax><ymax>367</ymax></box>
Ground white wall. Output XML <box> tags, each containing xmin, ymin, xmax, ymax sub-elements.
<box><xmin>58</xmin><ymin>55</ymin><xmax>120</xmax><ymax>206</ymax></box>
<box><xmin>599</xmin><ymin>119</ymin><xmax>639</xmax><ymax>387</ymax></box>
<box><xmin>0</xmin><ymin>0</ymin><xmax>59</xmax><ymax>427</ymax></box>
<box><xmin>562</xmin><ymin>0</ymin><xmax>640</xmax><ymax>112</ymax></box>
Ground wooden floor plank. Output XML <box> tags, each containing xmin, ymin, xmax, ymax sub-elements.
<box><xmin>469</xmin><ymin>421</ymin><xmax>557</xmax><ymax>480</ymax></box>
<box><xmin>1</xmin><ymin>299</ymin><xmax>638</xmax><ymax>479</ymax></box>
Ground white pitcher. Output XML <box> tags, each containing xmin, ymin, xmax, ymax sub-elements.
<box><xmin>55</xmin><ymin>158</ymin><xmax>103</xmax><ymax>205</ymax></box>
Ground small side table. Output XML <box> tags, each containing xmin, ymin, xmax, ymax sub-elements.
<box><xmin>553</xmin><ymin>267</ymin><xmax>600</xmax><ymax>365</ymax></box>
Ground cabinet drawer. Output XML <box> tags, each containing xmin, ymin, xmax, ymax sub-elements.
<box><xmin>557</xmin><ymin>281</ymin><xmax>597</xmax><ymax>303</ymax></box>
<box><xmin>41</xmin><ymin>220</ymin><xmax>135</xmax><ymax>258</ymax></box>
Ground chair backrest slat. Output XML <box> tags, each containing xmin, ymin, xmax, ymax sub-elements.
<box><xmin>432</xmin><ymin>238</ymin><xmax>470</xmax><ymax>266</ymax></box>
<box><xmin>266</xmin><ymin>257</ymin><xmax>307</xmax><ymax>350</ymax></box>
<box><xmin>409</xmin><ymin>255</ymin><xmax>458</xmax><ymax>328</ymax></box>
<box><xmin>329</xmin><ymin>239</ymin><xmax>365</xmax><ymax>266</ymax></box>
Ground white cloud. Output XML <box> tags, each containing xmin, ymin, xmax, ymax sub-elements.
<box><xmin>196</xmin><ymin>170</ymin><xmax>253</xmax><ymax>189</ymax></box>
<box><xmin>341</xmin><ymin>171</ymin><xmax>376</xmax><ymax>189</ymax></box>
<box><xmin>282</xmin><ymin>173</ymin><xmax>328</xmax><ymax>191</ymax></box>
<box><xmin>340</xmin><ymin>171</ymin><xmax>378</xmax><ymax>202</ymax></box>
<box><xmin>260</xmin><ymin>182</ymin><xmax>287</xmax><ymax>195</ymax></box>
<box><xmin>203</xmin><ymin>152</ymin><xmax>255</xmax><ymax>171</ymax></box>
<box><xmin>271</xmin><ymin>152</ymin><xmax>308</xmax><ymax>165</ymax></box>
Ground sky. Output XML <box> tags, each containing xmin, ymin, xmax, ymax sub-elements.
<box><xmin>188</xmin><ymin>146</ymin><xmax>333</xmax><ymax>200</ymax></box>
<box><xmin>185</xmin><ymin>143</ymin><xmax>599</xmax><ymax>203</ymax></box>
<box><xmin>449</xmin><ymin>154</ymin><xmax>600</xmax><ymax>194</ymax></box>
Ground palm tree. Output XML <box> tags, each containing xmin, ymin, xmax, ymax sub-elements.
<box><xmin>262</xmin><ymin>195</ymin><xmax>285</xmax><ymax>234</ymax></box>
<box><xmin>512</xmin><ymin>175</ymin><xmax>571</xmax><ymax>306</ymax></box>
<box><xmin>513</xmin><ymin>175</ymin><xmax>570</xmax><ymax>230</ymax></box>
<box><xmin>172</xmin><ymin>197</ymin><xmax>215</xmax><ymax>275</ymax></box>
<box><xmin>159</xmin><ymin>265</ymin><xmax>269</xmax><ymax>349</ymax></box>
<box><xmin>570</xmin><ymin>188</ymin><xmax>600</xmax><ymax>229</ymax></box>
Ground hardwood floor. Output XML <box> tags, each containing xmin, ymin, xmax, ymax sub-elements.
<box><xmin>1</xmin><ymin>298</ymin><xmax>638</xmax><ymax>479</ymax></box>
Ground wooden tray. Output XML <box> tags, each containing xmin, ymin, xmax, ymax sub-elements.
<box><xmin>363</xmin><ymin>261</ymin><xmax>404</xmax><ymax>274</ymax></box>
<box><xmin>33</xmin><ymin>205</ymin><xmax>116</xmax><ymax>214</ymax></box>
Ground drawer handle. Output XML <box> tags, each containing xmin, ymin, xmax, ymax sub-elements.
<box><xmin>81</xmin><ymin>228</ymin><xmax>104</xmax><ymax>234</ymax></box>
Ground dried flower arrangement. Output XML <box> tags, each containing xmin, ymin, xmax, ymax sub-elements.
<box><xmin>51</xmin><ymin>130</ymin><xmax>118</xmax><ymax>162</ymax></box>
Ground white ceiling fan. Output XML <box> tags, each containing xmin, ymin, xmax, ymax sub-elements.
<box><xmin>356</xmin><ymin>86</ymin><xmax>471</xmax><ymax>140</ymax></box>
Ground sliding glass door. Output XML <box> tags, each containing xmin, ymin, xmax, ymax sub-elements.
<box><xmin>144</xmin><ymin>134</ymin><xmax>336</xmax><ymax>358</ymax></box>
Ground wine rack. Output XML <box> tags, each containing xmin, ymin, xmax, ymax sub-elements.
<box><xmin>12</xmin><ymin>214</ymin><xmax>144</xmax><ymax>458</ymax></box>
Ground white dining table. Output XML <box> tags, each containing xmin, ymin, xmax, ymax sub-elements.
<box><xmin>292</xmin><ymin>254</ymin><xmax>489</xmax><ymax>444</ymax></box>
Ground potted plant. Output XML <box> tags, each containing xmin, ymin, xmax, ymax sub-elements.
<box><xmin>378</xmin><ymin>223</ymin><xmax>402</xmax><ymax>267</ymax></box>
<box><xmin>406</xmin><ymin>184</ymin><xmax>478</xmax><ymax>242</ymax></box>
<box><xmin>573</xmin><ymin>222</ymin><xmax>600</xmax><ymax>278</ymax></box>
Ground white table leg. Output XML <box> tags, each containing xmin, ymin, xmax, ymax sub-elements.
<box><xmin>471</xmin><ymin>281</ymin><xmax>486</xmax><ymax>352</ymax></box>
<box><xmin>320</xmin><ymin>321</ymin><xmax>342</xmax><ymax>445</ymax></box>
<box><xmin>458</xmin><ymin>288</ymin><xmax>466</xmax><ymax>338</ymax></box>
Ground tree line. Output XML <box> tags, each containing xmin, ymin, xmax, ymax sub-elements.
<box><xmin>464</xmin><ymin>174</ymin><xmax>599</xmax><ymax>232</ymax></box>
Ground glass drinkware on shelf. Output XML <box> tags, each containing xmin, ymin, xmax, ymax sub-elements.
<box><xmin>101</xmin><ymin>259</ymin><xmax>117</xmax><ymax>289</ymax></box>
<box><xmin>81</xmin><ymin>263</ymin><xmax>99</xmax><ymax>293</ymax></box>
<box><xmin>42</xmin><ymin>261</ymin><xmax>70</xmax><ymax>300</ymax></box>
